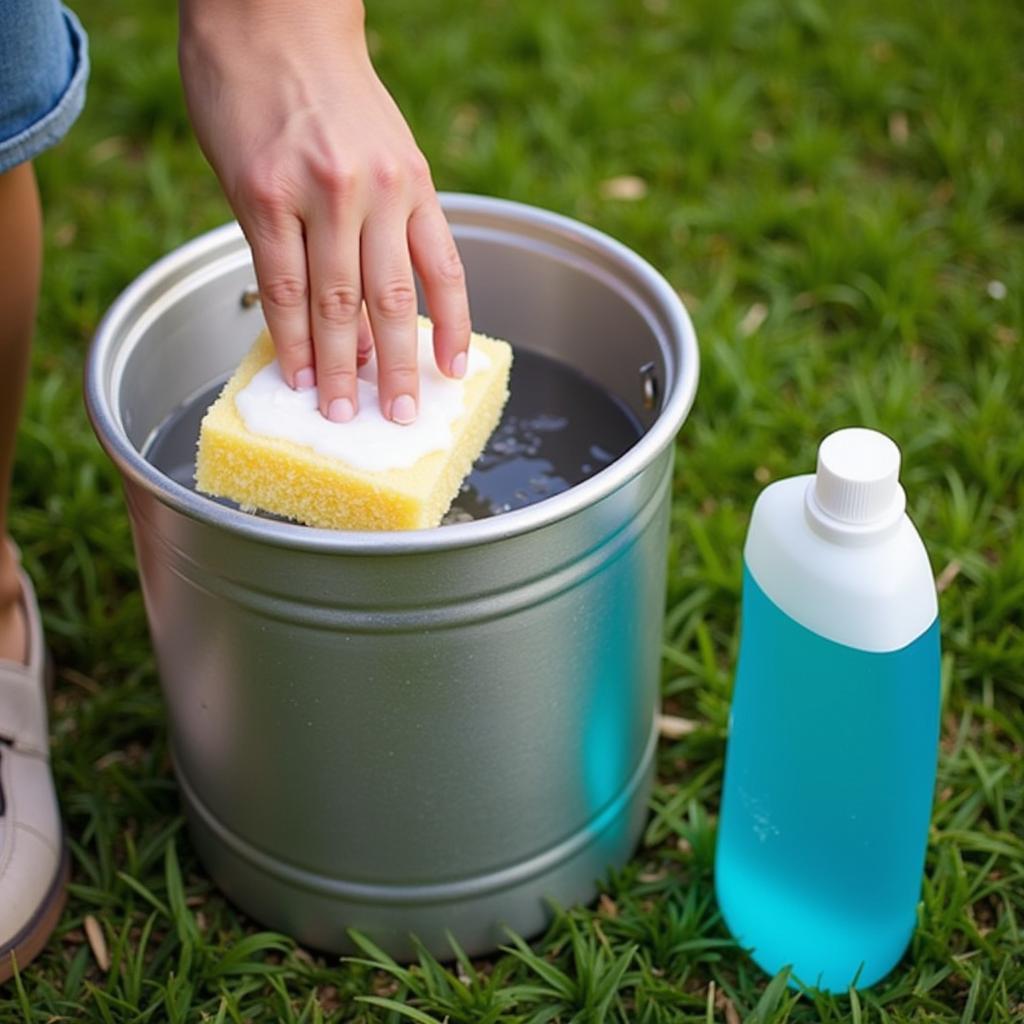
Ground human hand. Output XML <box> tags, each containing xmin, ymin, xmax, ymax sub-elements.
<box><xmin>178</xmin><ymin>0</ymin><xmax>470</xmax><ymax>424</ymax></box>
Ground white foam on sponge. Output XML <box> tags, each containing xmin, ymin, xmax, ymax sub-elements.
<box><xmin>234</xmin><ymin>322</ymin><xmax>490</xmax><ymax>472</ymax></box>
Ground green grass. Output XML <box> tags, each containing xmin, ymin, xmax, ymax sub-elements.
<box><xmin>5</xmin><ymin>0</ymin><xmax>1023</xmax><ymax>1020</ymax></box>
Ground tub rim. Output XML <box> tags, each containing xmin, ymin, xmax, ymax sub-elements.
<box><xmin>85</xmin><ymin>193</ymin><xmax>699</xmax><ymax>555</ymax></box>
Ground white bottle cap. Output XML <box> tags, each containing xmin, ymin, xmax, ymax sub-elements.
<box><xmin>813</xmin><ymin>428</ymin><xmax>903</xmax><ymax>525</ymax></box>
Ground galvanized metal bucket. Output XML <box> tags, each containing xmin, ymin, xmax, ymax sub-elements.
<box><xmin>85</xmin><ymin>194</ymin><xmax>699</xmax><ymax>957</ymax></box>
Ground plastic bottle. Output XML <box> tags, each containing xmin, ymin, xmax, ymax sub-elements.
<box><xmin>715</xmin><ymin>427</ymin><xmax>940</xmax><ymax>992</ymax></box>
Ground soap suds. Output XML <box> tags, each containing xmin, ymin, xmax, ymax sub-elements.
<box><xmin>235</xmin><ymin>323</ymin><xmax>490</xmax><ymax>472</ymax></box>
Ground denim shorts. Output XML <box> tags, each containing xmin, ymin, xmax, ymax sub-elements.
<box><xmin>0</xmin><ymin>1</ymin><xmax>88</xmax><ymax>174</ymax></box>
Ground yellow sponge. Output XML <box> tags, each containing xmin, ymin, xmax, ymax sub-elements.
<box><xmin>195</xmin><ymin>320</ymin><xmax>512</xmax><ymax>530</ymax></box>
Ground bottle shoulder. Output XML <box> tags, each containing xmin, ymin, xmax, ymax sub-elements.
<box><xmin>744</xmin><ymin>476</ymin><xmax>938</xmax><ymax>652</ymax></box>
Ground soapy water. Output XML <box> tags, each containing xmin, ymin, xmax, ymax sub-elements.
<box><xmin>143</xmin><ymin>346</ymin><xmax>644</xmax><ymax>525</ymax></box>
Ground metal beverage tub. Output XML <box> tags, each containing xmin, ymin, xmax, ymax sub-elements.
<box><xmin>85</xmin><ymin>194</ymin><xmax>699</xmax><ymax>957</ymax></box>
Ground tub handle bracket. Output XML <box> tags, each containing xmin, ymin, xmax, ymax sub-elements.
<box><xmin>640</xmin><ymin>362</ymin><xmax>659</xmax><ymax>411</ymax></box>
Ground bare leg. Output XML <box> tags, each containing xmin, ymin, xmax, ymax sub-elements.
<box><xmin>0</xmin><ymin>163</ymin><xmax>42</xmax><ymax>665</ymax></box>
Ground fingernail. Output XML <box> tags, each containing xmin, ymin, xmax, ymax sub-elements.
<box><xmin>294</xmin><ymin>366</ymin><xmax>316</xmax><ymax>390</ymax></box>
<box><xmin>390</xmin><ymin>394</ymin><xmax>417</xmax><ymax>424</ymax></box>
<box><xmin>450</xmin><ymin>351</ymin><xmax>468</xmax><ymax>379</ymax></box>
<box><xmin>327</xmin><ymin>397</ymin><xmax>356</xmax><ymax>423</ymax></box>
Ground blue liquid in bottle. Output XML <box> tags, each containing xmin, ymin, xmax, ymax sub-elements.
<box><xmin>715</xmin><ymin>566</ymin><xmax>940</xmax><ymax>991</ymax></box>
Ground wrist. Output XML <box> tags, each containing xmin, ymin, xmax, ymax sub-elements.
<box><xmin>179</xmin><ymin>1</ymin><xmax>367</xmax><ymax>56</ymax></box>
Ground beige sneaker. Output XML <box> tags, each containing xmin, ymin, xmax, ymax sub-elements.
<box><xmin>0</xmin><ymin>565</ymin><xmax>68</xmax><ymax>983</ymax></box>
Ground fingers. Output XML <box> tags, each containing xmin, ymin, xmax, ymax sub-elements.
<box><xmin>361</xmin><ymin>207</ymin><xmax>420</xmax><ymax>423</ymax></box>
<box><xmin>408</xmin><ymin>201</ymin><xmax>471</xmax><ymax>379</ymax></box>
<box><xmin>242</xmin><ymin>208</ymin><xmax>312</xmax><ymax>389</ymax></box>
<box><xmin>306</xmin><ymin>209</ymin><xmax>362</xmax><ymax>422</ymax></box>
<box><xmin>357</xmin><ymin>307</ymin><xmax>374</xmax><ymax>366</ymax></box>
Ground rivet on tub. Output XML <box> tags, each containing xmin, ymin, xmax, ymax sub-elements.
<box><xmin>640</xmin><ymin>361</ymin><xmax>659</xmax><ymax>411</ymax></box>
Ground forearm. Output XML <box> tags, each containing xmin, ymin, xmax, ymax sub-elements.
<box><xmin>179</xmin><ymin>0</ymin><xmax>370</xmax><ymax>97</ymax></box>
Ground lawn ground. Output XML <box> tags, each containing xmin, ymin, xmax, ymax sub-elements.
<box><xmin>4</xmin><ymin>0</ymin><xmax>1023</xmax><ymax>1021</ymax></box>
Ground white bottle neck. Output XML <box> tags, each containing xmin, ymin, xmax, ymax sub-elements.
<box><xmin>804</xmin><ymin>477</ymin><xmax>906</xmax><ymax>547</ymax></box>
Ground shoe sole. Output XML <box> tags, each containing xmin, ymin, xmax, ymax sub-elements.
<box><xmin>0</xmin><ymin>844</ymin><xmax>70</xmax><ymax>984</ymax></box>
